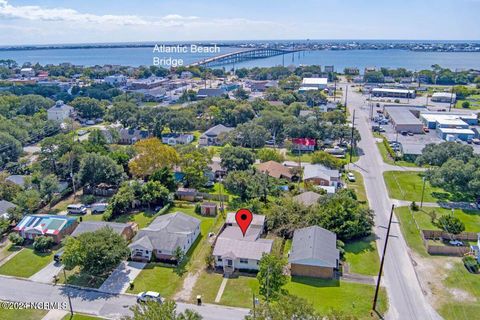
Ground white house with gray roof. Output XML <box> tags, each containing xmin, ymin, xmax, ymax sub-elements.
<box><xmin>129</xmin><ymin>212</ymin><xmax>200</xmax><ymax>262</ymax></box>
<box><xmin>199</xmin><ymin>124</ymin><xmax>234</xmax><ymax>146</ymax></box>
<box><xmin>289</xmin><ymin>226</ymin><xmax>339</xmax><ymax>279</ymax></box>
<box><xmin>47</xmin><ymin>100</ymin><xmax>74</xmax><ymax>122</ymax></box>
<box><xmin>213</xmin><ymin>212</ymin><xmax>272</xmax><ymax>273</ymax></box>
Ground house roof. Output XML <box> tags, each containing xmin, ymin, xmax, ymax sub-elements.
<box><xmin>256</xmin><ymin>161</ymin><xmax>293</xmax><ymax>179</ymax></box>
<box><xmin>14</xmin><ymin>215</ymin><xmax>77</xmax><ymax>236</ymax></box>
<box><xmin>48</xmin><ymin>101</ymin><xmax>73</xmax><ymax>112</ymax></box>
<box><xmin>226</xmin><ymin>212</ymin><xmax>265</xmax><ymax>227</ymax></box>
<box><xmin>201</xmin><ymin>124</ymin><xmax>234</xmax><ymax>138</ymax></box>
<box><xmin>6</xmin><ymin>175</ymin><xmax>26</xmax><ymax>187</ymax></box>
<box><xmin>197</xmin><ymin>88</ymin><xmax>226</xmax><ymax>97</ymax></box>
<box><xmin>289</xmin><ymin>226</ymin><xmax>339</xmax><ymax>268</ymax></box>
<box><xmin>302</xmin><ymin>78</ymin><xmax>328</xmax><ymax>85</ymax></box>
<box><xmin>213</xmin><ymin>237</ymin><xmax>273</xmax><ymax>260</ymax></box>
<box><xmin>293</xmin><ymin>191</ymin><xmax>321</xmax><ymax>206</ymax></box>
<box><xmin>302</xmin><ymin>164</ymin><xmax>340</xmax><ymax>181</ymax></box>
<box><xmin>71</xmin><ymin>221</ymin><xmax>131</xmax><ymax>237</ymax></box>
<box><xmin>0</xmin><ymin>200</ymin><xmax>16</xmax><ymax>218</ymax></box>
<box><xmin>129</xmin><ymin>212</ymin><xmax>200</xmax><ymax>253</ymax></box>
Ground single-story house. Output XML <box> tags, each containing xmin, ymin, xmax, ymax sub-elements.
<box><xmin>292</xmin><ymin>191</ymin><xmax>321</xmax><ymax>207</ymax></box>
<box><xmin>283</xmin><ymin>161</ymin><xmax>341</xmax><ymax>188</ymax></box>
<box><xmin>208</xmin><ymin>160</ymin><xmax>227</xmax><ymax>180</ymax></box>
<box><xmin>6</xmin><ymin>175</ymin><xmax>26</xmax><ymax>188</ymax></box>
<box><xmin>175</xmin><ymin>188</ymin><xmax>199</xmax><ymax>202</ymax></box>
<box><xmin>0</xmin><ymin>200</ymin><xmax>16</xmax><ymax>219</ymax></box>
<box><xmin>289</xmin><ymin>226</ymin><xmax>339</xmax><ymax>279</ymax></box>
<box><xmin>129</xmin><ymin>212</ymin><xmax>201</xmax><ymax>262</ymax></box>
<box><xmin>213</xmin><ymin>212</ymin><xmax>272</xmax><ymax>274</ymax></box>
<box><xmin>71</xmin><ymin>221</ymin><xmax>137</xmax><ymax>241</ymax></box>
<box><xmin>200</xmin><ymin>202</ymin><xmax>217</xmax><ymax>216</ymax></box>
<box><xmin>161</xmin><ymin>133</ymin><xmax>194</xmax><ymax>146</ymax></box>
<box><xmin>256</xmin><ymin>161</ymin><xmax>295</xmax><ymax>181</ymax></box>
<box><xmin>199</xmin><ymin>124</ymin><xmax>234</xmax><ymax>146</ymax></box>
<box><xmin>14</xmin><ymin>215</ymin><xmax>78</xmax><ymax>243</ymax></box>
<box><xmin>291</xmin><ymin>138</ymin><xmax>316</xmax><ymax>152</ymax></box>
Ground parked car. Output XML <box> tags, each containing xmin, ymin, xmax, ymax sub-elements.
<box><xmin>90</xmin><ymin>202</ymin><xmax>108</xmax><ymax>214</ymax></box>
<box><xmin>67</xmin><ymin>204</ymin><xmax>87</xmax><ymax>215</ymax></box>
<box><xmin>407</xmin><ymin>132</ymin><xmax>414</xmax><ymax>136</ymax></box>
<box><xmin>137</xmin><ymin>291</ymin><xmax>163</xmax><ymax>303</ymax></box>
<box><xmin>77</xmin><ymin>130</ymin><xmax>87</xmax><ymax>136</ymax></box>
<box><xmin>54</xmin><ymin>248</ymin><xmax>64</xmax><ymax>263</ymax></box>
<box><xmin>401</xmin><ymin>131</ymin><xmax>408</xmax><ymax>136</ymax></box>
<box><xmin>449</xmin><ymin>240</ymin><xmax>464</xmax><ymax>247</ymax></box>
<box><xmin>347</xmin><ymin>172</ymin><xmax>356</xmax><ymax>182</ymax></box>
<box><xmin>423</xmin><ymin>127</ymin><xmax>430</xmax><ymax>133</ymax></box>
<box><xmin>473</xmin><ymin>139</ymin><xmax>480</xmax><ymax>145</ymax></box>
<box><xmin>378</xmin><ymin>127</ymin><xmax>386</xmax><ymax>132</ymax></box>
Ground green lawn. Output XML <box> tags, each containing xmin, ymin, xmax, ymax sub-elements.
<box><xmin>113</xmin><ymin>209</ymin><xmax>159</xmax><ymax>229</ymax></box>
<box><xmin>344</xmin><ymin>236</ymin><xmax>380</xmax><ymax>276</ymax></box>
<box><xmin>345</xmin><ymin>171</ymin><xmax>367</xmax><ymax>204</ymax></box>
<box><xmin>220</xmin><ymin>276</ymin><xmax>259</xmax><ymax>308</ymax></box>
<box><xmin>1</xmin><ymin>308</ymin><xmax>48</xmax><ymax>320</ymax></box>
<box><xmin>62</xmin><ymin>313</ymin><xmax>102</xmax><ymax>320</ymax></box>
<box><xmin>286</xmin><ymin>277</ymin><xmax>387</xmax><ymax>318</ymax></box>
<box><xmin>383</xmin><ymin>171</ymin><xmax>451</xmax><ymax>202</ymax></box>
<box><xmin>126</xmin><ymin>263</ymin><xmax>183</xmax><ymax>299</ymax></box>
<box><xmin>190</xmin><ymin>271</ymin><xmax>225</xmax><ymax>304</ymax></box>
<box><xmin>376</xmin><ymin>142</ymin><xmax>418</xmax><ymax>167</ymax></box>
<box><xmin>285</xmin><ymin>151</ymin><xmax>312</xmax><ymax>163</ymax></box>
<box><xmin>0</xmin><ymin>243</ymin><xmax>21</xmax><ymax>261</ymax></box>
<box><xmin>59</xmin><ymin>266</ymin><xmax>107</xmax><ymax>289</ymax></box>
<box><xmin>0</xmin><ymin>247</ymin><xmax>54</xmax><ymax>278</ymax></box>
<box><xmin>395</xmin><ymin>207</ymin><xmax>428</xmax><ymax>256</ymax></box>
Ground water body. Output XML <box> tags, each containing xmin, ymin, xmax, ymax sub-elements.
<box><xmin>0</xmin><ymin>46</ymin><xmax>479</xmax><ymax>71</ymax></box>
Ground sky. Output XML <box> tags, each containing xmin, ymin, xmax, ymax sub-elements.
<box><xmin>0</xmin><ymin>0</ymin><xmax>479</xmax><ymax>45</ymax></box>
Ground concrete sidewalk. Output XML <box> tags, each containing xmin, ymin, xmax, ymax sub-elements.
<box><xmin>29</xmin><ymin>260</ymin><xmax>63</xmax><ymax>284</ymax></box>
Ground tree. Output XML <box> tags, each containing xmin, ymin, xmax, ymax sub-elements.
<box><xmin>257</xmin><ymin>253</ymin><xmax>288</xmax><ymax>301</ymax></box>
<box><xmin>0</xmin><ymin>217</ymin><xmax>9</xmax><ymax>235</ymax></box>
<box><xmin>416</xmin><ymin>142</ymin><xmax>474</xmax><ymax>166</ymax></box>
<box><xmin>173</xmin><ymin>246</ymin><xmax>186</xmax><ymax>265</ymax></box>
<box><xmin>233</xmin><ymin>87</ymin><xmax>249</xmax><ymax>100</ymax></box>
<box><xmin>0</xmin><ymin>172</ymin><xmax>22</xmax><ymax>201</ymax></box>
<box><xmin>129</xmin><ymin>138</ymin><xmax>179</xmax><ymax>178</ymax></box>
<box><xmin>150</xmin><ymin>167</ymin><xmax>176</xmax><ymax>192</ymax></box>
<box><xmin>310</xmin><ymin>151</ymin><xmax>345</xmax><ymax>169</ymax></box>
<box><xmin>33</xmin><ymin>236</ymin><xmax>55</xmax><ymax>252</ymax></box>
<box><xmin>256</xmin><ymin>148</ymin><xmax>285</xmax><ymax>163</ymax></box>
<box><xmin>437</xmin><ymin>215</ymin><xmax>465</xmax><ymax>235</ymax></box>
<box><xmin>224</xmin><ymin>170</ymin><xmax>279</xmax><ymax>202</ymax></box>
<box><xmin>126</xmin><ymin>300</ymin><xmax>202</xmax><ymax>320</ymax></box>
<box><xmin>0</xmin><ymin>132</ymin><xmax>22</xmax><ymax>167</ymax></box>
<box><xmin>8</xmin><ymin>232</ymin><xmax>24</xmax><ymax>246</ymax></box>
<box><xmin>18</xmin><ymin>94</ymin><xmax>53</xmax><ymax>116</ymax></box>
<box><xmin>227</xmin><ymin>122</ymin><xmax>271</xmax><ymax>149</ymax></box>
<box><xmin>303</xmin><ymin>90</ymin><xmax>327</xmax><ymax>107</ymax></box>
<box><xmin>62</xmin><ymin>227</ymin><xmax>129</xmax><ymax>276</ymax></box>
<box><xmin>179</xmin><ymin>146</ymin><xmax>212</xmax><ymax>189</ymax></box>
<box><xmin>140</xmin><ymin>181</ymin><xmax>169</xmax><ymax>208</ymax></box>
<box><xmin>78</xmin><ymin>153</ymin><xmax>125</xmax><ymax>187</ymax></box>
<box><xmin>220</xmin><ymin>146</ymin><xmax>255</xmax><ymax>171</ymax></box>
<box><xmin>364</xmin><ymin>71</ymin><xmax>385</xmax><ymax>83</ymax></box>
<box><xmin>462</xmin><ymin>101</ymin><xmax>471</xmax><ymax>108</ymax></box>
<box><xmin>71</xmin><ymin>97</ymin><xmax>105</xmax><ymax>119</ymax></box>
<box><xmin>107</xmin><ymin>182</ymin><xmax>136</xmax><ymax>218</ymax></box>
<box><xmin>245</xmin><ymin>294</ymin><xmax>324</xmax><ymax>320</ymax></box>
<box><xmin>13</xmin><ymin>189</ymin><xmax>41</xmax><ymax>214</ymax></box>
<box><xmin>40</xmin><ymin>174</ymin><xmax>60</xmax><ymax>203</ymax></box>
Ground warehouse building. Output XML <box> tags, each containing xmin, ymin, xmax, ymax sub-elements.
<box><xmin>384</xmin><ymin>106</ymin><xmax>424</xmax><ymax>133</ymax></box>
<box><xmin>372</xmin><ymin>88</ymin><xmax>416</xmax><ymax>99</ymax></box>
<box><xmin>420</xmin><ymin>113</ymin><xmax>478</xmax><ymax>129</ymax></box>
<box><xmin>437</xmin><ymin>128</ymin><xmax>475</xmax><ymax>141</ymax></box>
<box><xmin>431</xmin><ymin>92</ymin><xmax>456</xmax><ymax>103</ymax></box>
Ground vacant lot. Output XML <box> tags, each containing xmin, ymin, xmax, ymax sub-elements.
<box><xmin>127</xmin><ymin>263</ymin><xmax>184</xmax><ymax>299</ymax></box>
<box><xmin>0</xmin><ymin>247</ymin><xmax>54</xmax><ymax>278</ymax></box>
<box><xmin>383</xmin><ymin>171</ymin><xmax>450</xmax><ymax>202</ymax></box>
<box><xmin>344</xmin><ymin>235</ymin><xmax>380</xmax><ymax>276</ymax></box>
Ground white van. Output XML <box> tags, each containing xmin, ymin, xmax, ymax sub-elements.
<box><xmin>67</xmin><ymin>204</ymin><xmax>87</xmax><ymax>215</ymax></box>
<box><xmin>91</xmin><ymin>202</ymin><xmax>108</xmax><ymax>214</ymax></box>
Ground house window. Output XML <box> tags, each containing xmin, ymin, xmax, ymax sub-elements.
<box><xmin>217</xmin><ymin>257</ymin><xmax>222</xmax><ymax>262</ymax></box>
<box><xmin>240</xmin><ymin>258</ymin><xmax>248</xmax><ymax>264</ymax></box>
<box><xmin>145</xmin><ymin>250</ymin><xmax>149</xmax><ymax>254</ymax></box>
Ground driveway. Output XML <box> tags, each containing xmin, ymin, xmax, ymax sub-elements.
<box><xmin>29</xmin><ymin>261</ymin><xmax>63</xmax><ymax>284</ymax></box>
<box><xmin>98</xmin><ymin>261</ymin><xmax>146</xmax><ymax>294</ymax></box>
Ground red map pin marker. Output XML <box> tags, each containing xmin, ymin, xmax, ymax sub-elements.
<box><xmin>235</xmin><ymin>208</ymin><xmax>253</xmax><ymax>237</ymax></box>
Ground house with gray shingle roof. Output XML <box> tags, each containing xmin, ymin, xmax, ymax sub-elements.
<box><xmin>289</xmin><ymin>226</ymin><xmax>339</xmax><ymax>279</ymax></box>
<box><xmin>199</xmin><ymin>124</ymin><xmax>234</xmax><ymax>146</ymax></box>
<box><xmin>0</xmin><ymin>200</ymin><xmax>16</xmax><ymax>219</ymax></box>
<box><xmin>71</xmin><ymin>221</ymin><xmax>137</xmax><ymax>241</ymax></box>
<box><xmin>292</xmin><ymin>191</ymin><xmax>321</xmax><ymax>207</ymax></box>
<box><xmin>129</xmin><ymin>212</ymin><xmax>200</xmax><ymax>262</ymax></box>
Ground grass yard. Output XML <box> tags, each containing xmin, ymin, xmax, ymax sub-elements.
<box><xmin>126</xmin><ymin>263</ymin><xmax>183</xmax><ymax>299</ymax></box>
<box><xmin>190</xmin><ymin>271</ymin><xmax>225</xmax><ymax>304</ymax></box>
<box><xmin>62</xmin><ymin>313</ymin><xmax>102</xmax><ymax>320</ymax></box>
<box><xmin>344</xmin><ymin>235</ymin><xmax>380</xmax><ymax>276</ymax></box>
<box><xmin>0</xmin><ymin>242</ymin><xmax>21</xmax><ymax>261</ymax></box>
<box><xmin>395</xmin><ymin>206</ymin><xmax>428</xmax><ymax>256</ymax></box>
<box><xmin>345</xmin><ymin>171</ymin><xmax>368</xmax><ymax>204</ymax></box>
<box><xmin>286</xmin><ymin>277</ymin><xmax>388</xmax><ymax>318</ymax></box>
<box><xmin>113</xmin><ymin>209</ymin><xmax>159</xmax><ymax>229</ymax></box>
<box><xmin>383</xmin><ymin>171</ymin><xmax>451</xmax><ymax>202</ymax></box>
<box><xmin>220</xmin><ymin>275</ymin><xmax>259</xmax><ymax>308</ymax></box>
<box><xmin>0</xmin><ymin>246</ymin><xmax>54</xmax><ymax>278</ymax></box>
<box><xmin>1</xmin><ymin>308</ymin><xmax>48</xmax><ymax>320</ymax></box>
<box><xmin>376</xmin><ymin>142</ymin><xmax>418</xmax><ymax>167</ymax></box>
<box><xmin>59</xmin><ymin>266</ymin><xmax>107</xmax><ymax>289</ymax></box>
<box><xmin>285</xmin><ymin>151</ymin><xmax>312</xmax><ymax>163</ymax></box>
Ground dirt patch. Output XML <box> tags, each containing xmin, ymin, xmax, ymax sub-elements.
<box><xmin>174</xmin><ymin>270</ymin><xmax>201</xmax><ymax>302</ymax></box>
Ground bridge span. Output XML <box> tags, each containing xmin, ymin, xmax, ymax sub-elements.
<box><xmin>188</xmin><ymin>48</ymin><xmax>298</xmax><ymax>67</ymax></box>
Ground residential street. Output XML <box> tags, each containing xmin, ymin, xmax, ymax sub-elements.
<box><xmin>344</xmin><ymin>83</ymin><xmax>442</xmax><ymax>320</ymax></box>
<box><xmin>0</xmin><ymin>275</ymin><xmax>249</xmax><ymax>320</ymax></box>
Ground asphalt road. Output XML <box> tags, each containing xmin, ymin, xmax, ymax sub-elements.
<box><xmin>344</xmin><ymin>84</ymin><xmax>442</xmax><ymax>320</ymax></box>
<box><xmin>0</xmin><ymin>275</ymin><xmax>249</xmax><ymax>320</ymax></box>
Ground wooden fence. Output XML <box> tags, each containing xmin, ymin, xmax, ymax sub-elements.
<box><xmin>421</xmin><ymin>229</ymin><xmax>477</xmax><ymax>256</ymax></box>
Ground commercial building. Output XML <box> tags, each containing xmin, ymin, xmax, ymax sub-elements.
<box><xmin>299</xmin><ymin>77</ymin><xmax>328</xmax><ymax>91</ymax></box>
<box><xmin>14</xmin><ymin>215</ymin><xmax>78</xmax><ymax>243</ymax></box>
<box><xmin>420</xmin><ymin>113</ymin><xmax>478</xmax><ymax>129</ymax></box>
<box><xmin>384</xmin><ymin>106</ymin><xmax>424</xmax><ymax>133</ymax></box>
<box><xmin>196</xmin><ymin>88</ymin><xmax>227</xmax><ymax>99</ymax></box>
<box><xmin>431</xmin><ymin>92</ymin><xmax>456</xmax><ymax>103</ymax></box>
<box><xmin>372</xmin><ymin>88</ymin><xmax>416</xmax><ymax>99</ymax></box>
<box><xmin>437</xmin><ymin>128</ymin><xmax>475</xmax><ymax>141</ymax></box>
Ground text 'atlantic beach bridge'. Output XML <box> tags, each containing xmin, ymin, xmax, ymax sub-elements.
<box><xmin>188</xmin><ymin>48</ymin><xmax>299</xmax><ymax>67</ymax></box>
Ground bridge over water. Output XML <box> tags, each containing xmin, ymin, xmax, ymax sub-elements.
<box><xmin>188</xmin><ymin>48</ymin><xmax>298</xmax><ymax>67</ymax></box>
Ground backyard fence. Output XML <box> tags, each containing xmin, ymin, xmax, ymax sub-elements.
<box><xmin>421</xmin><ymin>229</ymin><xmax>476</xmax><ymax>256</ymax></box>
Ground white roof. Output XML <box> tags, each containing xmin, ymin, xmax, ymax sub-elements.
<box><xmin>437</xmin><ymin>128</ymin><xmax>475</xmax><ymax>135</ymax></box>
<box><xmin>302</xmin><ymin>78</ymin><xmax>328</xmax><ymax>85</ymax></box>
<box><xmin>226</xmin><ymin>212</ymin><xmax>265</xmax><ymax>227</ymax></box>
<box><xmin>213</xmin><ymin>237</ymin><xmax>273</xmax><ymax>260</ymax></box>
<box><xmin>372</xmin><ymin>88</ymin><xmax>415</xmax><ymax>94</ymax></box>
<box><xmin>436</xmin><ymin>118</ymin><xmax>468</xmax><ymax>126</ymax></box>
<box><xmin>298</xmin><ymin>86</ymin><xmax>319</xmax><ymax>91</ymax></box>
<box><xmin>420</xmin><ymin>113</ymin><xmax>475</xmax><ymax>123</ymax></box>
<box><xmin>432</xmin><ymin>92</ymin><xmax>456</xmax><ymax>98</ymax></box>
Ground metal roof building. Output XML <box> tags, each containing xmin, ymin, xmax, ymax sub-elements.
<box><xmin>384</xmin><ymin>107</ymin><xmax>424</xmax><ymax>133</ymax></box>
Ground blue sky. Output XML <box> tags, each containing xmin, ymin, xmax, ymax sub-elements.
<box><xmin>0</xmin><ymin>0</ymin><xmax>479</xmax><ymax>45</ymax></box>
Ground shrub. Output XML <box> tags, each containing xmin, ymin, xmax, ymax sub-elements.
<box><xmin>8</xmin><ymin>232</ymin><xmax>24</xmax><ymax>246</ymax></box>
<box><xmin>194</xmin><ymin>204</ymin><xmax>201</xmax><ymax>214</ymax></box>
<box><xmin>337</xmin><ymin>240</ymin><xmax>345</xmax><ymax>259</ymax></box>
<box><xmin>382</xmin><ymin>137</ymin><xmax>398</xmax><ymax>161</ymax></box>
<box><xmin>462</xmin><ymin>101</ymin><xmax>470</xmax><ymax>108</ymax></box>
<box><xmin>436</xmin><ymin>214</ymin><xmax>465</xmax><ymax>235</ymax></box>
<box><xmin>33</xmin><ymin>236</ymin><xmax>55</xmax><ymax>252</ymax></box>
<box><xmin>311</xmin><ymin>151</ymin><xmax>345</xmax><ymax>169</ymax></box>
<box><xmin>81</xmin><ymin>194</ymin><xmax>96</xmax><ymax>205</ymax></box>
<box><xmin>463</xmin><ymin>256</ymin><xmax>479</xmax><ymax>273</ymax></box>
<box><xmin>410</xmin><ymin>201</ymin><xmax>419</xmax><ymax>211</ymax></box>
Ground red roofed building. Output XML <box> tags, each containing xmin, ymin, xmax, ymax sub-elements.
<box><xmin>291</xmin><ymin>138</ymin><xmax>316</xmax><ymax>152</ymax></box>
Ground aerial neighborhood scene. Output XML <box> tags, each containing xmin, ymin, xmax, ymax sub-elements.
<box><xmin>0</xmin><ymin>1</ymin><xmax>480</xmax><ymax>319</ymax></box>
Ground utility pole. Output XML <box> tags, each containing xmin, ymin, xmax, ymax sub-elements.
<box><xmin>373</xmin><ymin>204</ymin><xmax>395</xmax><ymax>311</ymax></box>
<box><xmin>420</xmin><ymin>177</ymin><xmax>427</xmax><ymax>208</ymax></box>
<box><xmin>63</xmin><ymin>268</ymin><xmax>74</xmax><ymax>316</ymax></box>
<box><xmin>333</xmin><ymin>80</ymin><xmax>337</xmax><ymax>102</ymax></box>
<box><xmin>252</xmin><ymin>293</ymin><xmax>256</xmax><ymax>319</ymax></box>
<box><xmin>349</xmin><ymin>109</ymin><xmax>356</xmax><ymax>164</ymax></box>
<box><xmin>344</xmin><ymin>85</ymin><xmax>349</xmax><ymax>114</ymax></box>
<box><xmin>448</xmin><ymin>86</ymin><xmax>454</xmax><ymax>112</ymax></box>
